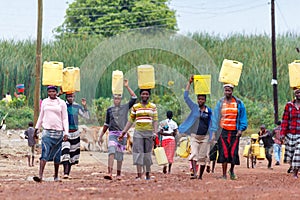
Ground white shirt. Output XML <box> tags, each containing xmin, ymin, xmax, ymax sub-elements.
<box><xmin>159</xmin><ymin>119</ymin><xmax>178</xmax><ymax>140</ymax></box>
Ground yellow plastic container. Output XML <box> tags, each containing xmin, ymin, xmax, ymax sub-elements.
<box><xmin>257</xmin><ymin>147</ymin><xmax>266</xmax><ymax>160</ymax></box>
<box><xmin>137</xmin><ymin>65</ymin><xmax>155</xmax><ymax>89</ymax></box>
<box><xmin>194</xmin><ymin>75</ymin><xmax>211</xmax><ymax>94</ymax></box>
<box><xmin>252</xmin><ymin>144</ymin><xmax>260</xmax><ymax>156</ymax></box>
<box><xmin>154</xmin><ymin>147</ymin><xmax>168</xmax><ymax>166</ymax></box>
<box><xmin>243</xmin><ymin>144</ymin><xmax>250</xmax><ymax>157</ymax></box>
<box><xmin>42</xmin><ymin>61</ymin><xmax>63</xmax><ymax>86</ymax></box>
<box><xmin>219</xmin><ymin>59</ymin><xmax>243</xmax><ymax>86</ymax></box>
<box><xmin>112</xmin><ymin>70</ymin><xmax>123</xmax><ymax>95</ymax></box>
<box><xmin>62</xmin><ymin>67</ymin><xmax>80</xmax><ymax>93</ymax></box>
<box><xmin>288</xmin><ymin>60</ymin><xmax>300</xmax><ymax>87</ymax></box>
<box><xmin>176</xmin><ymin>137</ymin><xmax>190</xmax><ymax>158</ymax></box>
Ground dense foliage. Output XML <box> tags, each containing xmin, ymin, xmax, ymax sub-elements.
<box><xmin>55</xmin><ymin>0</ymin><xmax>177</xmax><ymax>38</ymax></box>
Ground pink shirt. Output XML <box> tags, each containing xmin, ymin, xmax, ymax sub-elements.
<box><xmin>35</xmin><ymin>97</ymin><xmax>69</xmax><ymax>136</ymax></box>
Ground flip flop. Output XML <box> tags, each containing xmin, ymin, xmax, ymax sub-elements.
<box><xmin>33</xmin><ymin>176</ymin><xmax>42</xmax><ymax>182</ymax></box>
<box><xmin>104</xmin><ymin>175</ymin><xmax>113</xmax><ymax>180</ymax></box>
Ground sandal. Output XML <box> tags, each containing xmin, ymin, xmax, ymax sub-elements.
<box><xmin>33</xmin><ymin>176</ymin><xmax>42</xmax><ymax>182</ymax></box>
<box><xmin>104</xmin><ymin>174</ymin><xmax>113</xmax><ymax>180</ymax></box>
<box><xmin>228</xmin><ymin>171</ymin><xmax>237</xmax><ymax>180</ymax></box>
<box><xmin>206</xmin><ymin>166</ymin><xmax>211</xmax><ymax>173</ymax></box>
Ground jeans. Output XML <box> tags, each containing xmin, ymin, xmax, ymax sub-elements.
<box><xmin>273</xmin><ymin>143</ymin><xmax>282</xmax><ymax>162</ymax></box>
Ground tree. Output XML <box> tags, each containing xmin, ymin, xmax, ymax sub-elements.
<box><xmin>55</xmin><ymin>0</ymin><xmax>177</xmax><ymax>38</ymax></box>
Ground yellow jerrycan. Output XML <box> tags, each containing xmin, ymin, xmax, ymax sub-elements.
<box><xmin>252</xmin><ymin>144</ymin><xmax>260</xmax><ymax>156</ymax></box>
<box><xmin>42</xmin><ymin>61</ymin><xmax>63</xmax><ymax>86</ymax></box>
<box><xmin>194</xmin><ymin>75</ymin><xmax>211</xmax><ymax>94</ymax></box>
<box><xmin>176</xmin><ymin>137</ymin><xmax>190</xmax><ymax>158</ymax></box>
<box><xmin>62</xmin><ymin>67</ymin><xmax>80</xmax><ymax>93</ymax></box>
<box><xmin>137</xmin><ymin>65</ymin><xmax>155</xmax><ymax>89</ymax></box>
<box><xmin>257</xmin><ymin>146</ymin><xmax>266</xmax><ymax>160</ymax></box>
<box><xmin>154</xmin><ymin>147</ymin><xmax>168</xmax><ymax>166</ymax></box>
<box><xmin>243</xmin><ymin>144</ymin><xmax>250</xmax><ymax>157</ymax></box>
<box><xmin>288</xmin><ymin>60</ymin><xmax>300</xmax><ymax>88</ymax></box>
<box><xmin>219</xmin><ymin>59</ymin><xmax>243</xmax><ymax>86</ymax></box>
<box><xmin>112</xmin><ymin>70</ymin><xmax>123</xmax><ymax>95</ymax></box>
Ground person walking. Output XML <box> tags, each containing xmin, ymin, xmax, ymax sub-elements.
<box><xmin>24</xmin><ymin>121</ymin><xmax>37</xmax><ymax>167</ymax></box>
<box><xmin>98</xmin><ymin>79</ymin><xmax>137</xmax><ymax>180</ymax></box>
<box><xmin>178</xmin><ymin>75</ymin><xmax>212</xmax><ymax>180</ymax></box>
<box><xmin>158</xmin><ymin>111</ymin><xmax>178</xmax><ymax>174</ymax></box>
<box><xmin>118</xmin><ymin>88</ymin><xmax>158</xmax><ymax>180</ymax></box>
<box><xmin>273</xmin><ymin>121</ymin><xmax>283</xmax><ymax>166</ymax></box>
<box><xmin>60</xmin><ymin>92</ymin><xmax>90</xmax><ymax>179</ymax></box>
<box><xmin>258</xmin><ymin>124</ymin><xmax>274</xmax><ymax>169</ymax></box>
<box><xmin>33</xmin><ymin>86</ymin><xmax>69</xmax><ymax>182</ymax></box>
<box><xmin>280</xmin><ymin>87</ymin><xmax>300</xmax><ymax>178</ymax></box>
<box><xmin>211</xmin><ymin>83</ymin><xmax>247</xmax><ymax>180</ymax></box>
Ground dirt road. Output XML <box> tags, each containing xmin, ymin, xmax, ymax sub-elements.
<box><xmin>0</xmin><ymin>132</ymin><xmax>298</xmax><ymax>200</ymax></box>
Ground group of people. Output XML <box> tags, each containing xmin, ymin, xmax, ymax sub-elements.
<box><xmin>27</xmin><ymin>75</ymin><xmax>300</xmax><ymax>182</ymax></box>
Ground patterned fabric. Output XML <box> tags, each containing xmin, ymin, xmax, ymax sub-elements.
<box><xmin>129</xmin><ymin>102</ymin><xmax>158</xmax><ymax>131</ymax></box>
<box><xmin>284</xmin><ymin>133</ymin><xmax>300</xmax><ymax>168</ymax></box>
<box><xmin>40</xmin><ymin>130</ymin><xmax>63</xmax><ymax>163</ymax></box>
<box><xmin>159</xmin><ymin>119</ymin><xmax>178</xmax><ymax>140</ymax></box>
<box><xmin>273</xmin><ymin>126</ymin><xmax>283</xmax><ymax>145</ymax></box>
<box><xmin>280</xmin><ymin>100</ymin><xmax>300</xmax><ymax>136</ymax></box>
<box><xmin>162</xmin><ymin>138</ymin><xmax>176</xmax><ymax>163</ymax></box>
<box><xmin>61</xmin><ymin>130</ymin><xmax>81</xmax><ymax>165</ymax></box>
<box><xmin>220</xmin><ymin>98</ymin><xmax>238</xmax><ymax>131</ymax></box>
<box><xmin>217</xmin><ymin>129</ymin><xmax>240</xmax><ymax>165</ymax></box>
<box><xmin>66</xmin><ymin>102</ymin><xmax>89</xmax><ymax>130</ymax></box>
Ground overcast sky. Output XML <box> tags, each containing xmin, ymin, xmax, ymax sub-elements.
<box><xmin>0</xmin><ymin>0</ymin><xmax>300</xmax><ymax>41</ymax></box>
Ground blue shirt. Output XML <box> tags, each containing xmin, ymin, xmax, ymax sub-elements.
<box><xmin>178</xmin><ymin>91</ymin><xmax>212</xmax><ymax>137</ymax></box>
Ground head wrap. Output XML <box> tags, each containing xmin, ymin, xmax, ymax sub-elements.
<box><xmin>47</xmin><ymin>85</ymin><xmax>58</xmax><ymax>92</ymax></box>
<box><xmin>260</xmin><ymin>124</ymin><xmax>266</xmax><ymax>129</ymax></box>
<box><xmin>139</xmin><ymin>89</ymin><xmax>151</xmax><ymax>95</ymax></box>
<box><xmin>223</xmin><ymin>83</ymin><xmax>234</xmax><ymax>89</ymax></box>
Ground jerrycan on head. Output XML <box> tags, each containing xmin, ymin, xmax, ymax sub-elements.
<box><xmin>112</xmin><ymin>70</ymin><xmax>124</xmax><ymax>95</ymax></box>
<box><xmin>288</xmin><ymin>60</ymin><xmax>300</xmax><ymax>88</ymax></box>
<box><xmin>137</xmin><ymin>65</ymin><xmax>155</xmax><ymax>89</ymax></box>
<box><xmin>42</xmin><ymin>61</ymin><xmax>63</xmax><ymax>86</ymax></box>
<box><xmin>219</xmin><ymin>59</ymin><xmax>243</xmax><ymax>86</ymax></box>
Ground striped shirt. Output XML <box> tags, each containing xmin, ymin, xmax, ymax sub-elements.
<box><xmin>129</xmin><ymin>102</ymin><xmax>158</xmax><ymax>131</ymax></box>
<box><xmin>220</xmin><ymin>98</ymin><xmax>238</xmax><ymax>131</ymax></box>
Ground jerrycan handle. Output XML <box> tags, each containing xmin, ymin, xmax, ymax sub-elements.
<box><xmin>232</xmin><ymin>61</ymin><xmax>239</xmax><ymax>64</ymax></box>
<box><xmin>65</xmin><ymin>67</ymin><xmax>75</xmax><ymax>69</ymax></box>
<box><xmin>293</xmin><ymin>60</ymin><xmax>300</xmax><ymax>63</ymax></box>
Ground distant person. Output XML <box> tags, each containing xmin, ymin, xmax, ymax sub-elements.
<box><xmin>98</xmin><ymin>79</ymin><xmax>137</xmax><ymax>180</ymax></box>
<box><xmin>273</xmin><ymin>121</ymin><xmax>283</xmax><ymax>166</ymax></box>
<box><xmin>178</xmin><ymin>75</ymin><xmax>212</xmax><ymax>180</ymax></box>
<box><xmin>211</xmin><ymin>83</ymin><xmax>248</xmax><ymax>180</ymax></box>
<box><xmin>60</xmin><ymin>92</ymin><xmax>90</xmax><ymax>179</ymax></box>
<box><xmin>280</xmin><ymin>87</ymin><xmax>300</xmax><ymax>178</ymax></box>
<box><xmin>207</xmin><ymin>144</ymin><xmax>218</xmax><ymax>173</ymax></box>
<box><xmin>158</xmin><ymin>111</ymin><xmax>178</xmax><ymax>174</ymax></box>
<box><xmin>5</xmin><ymin>92</ymin><xmax>12</xmax><ymax>102</ymax></box>
<box><xmin>2</xmin><ymin>94</ymin><xmax>8</xmax><ymax>103</ymax></box>
<box><xmin>24</xmin><ymin>122</ymin><xmax>37</xmax><ymax>167</ymax></box>
<box><xmin>33</xmin><ymin>86</ymin><xmax>69</xmax><ymax>182</ymax></box>
<box><xmin>258</xmin><ymin>124</ymin><xmax>274</xmax><ymax>169</ymax></box>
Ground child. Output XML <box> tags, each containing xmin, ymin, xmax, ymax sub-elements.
<box><xmin>24</xmin><ymin>122</ymin><xmax>37</xmax><ymax>167</ymax></box>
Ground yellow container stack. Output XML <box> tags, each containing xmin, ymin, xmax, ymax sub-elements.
<box><xmin>42</xmin><ymin>61</ymin><xmax>63</xmax><ymax>86</ymax></box>
<box><xmin>112</xmin><ymin>70</ymin><xmax>124</xmax><ymax>95</ymax></box>
<box><xmin>137</xmin><ymin>65</ymin><xmax>155</xmax><ymax>89</ymax></box>
<box><xmin>219</xmin><ymin>59</ymin><xmax>243</xmax><ymax>86</ymax></box>
<box><xmin>288</xmin><ymin>60</ymin><xmax>300</xmax><ymax>88</ymax></box>
<box><xmin>62</xmin><ymin>67</ymin><xmax>80</xmax><ymax>93</ymax></box>
<box><xmin>194</xmin><ymin>75</ymin><xmax>211</xmax><ymax>94</ymax></box>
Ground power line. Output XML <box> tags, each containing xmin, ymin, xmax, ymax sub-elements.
<box><xmin>275</xmin><ymin>0</ymin><xmax>290</xmax><ymax>30</ymax></box>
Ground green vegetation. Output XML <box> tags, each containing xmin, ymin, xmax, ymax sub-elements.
<box><xmin>1</xmin><ymin>33</ymin><xmax>299</xmax><ymax>130</ymax></box>
<box><xmin>55</xmin><ymin>0</ymin><xmax>177</xmax><ymax>38</ymax></box>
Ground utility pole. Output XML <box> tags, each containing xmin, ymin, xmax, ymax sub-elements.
<box><xmin>34</xmin><ymin>0</ymin><xmax>43</xmax><ymax>125</ymax></box>
<box><xmin>271</xmin><ymin>0</ymin><xmax>278</xmax><ymax>124</ymax></box>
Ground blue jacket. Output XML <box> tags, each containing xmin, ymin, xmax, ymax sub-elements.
<box><xmin>178</xmin><ymin>91</ymin><xmax>212</xmax><ymax>137</ymax></box>
<box><xmin>210</xmin><ymin>96</ymin><xmax>248</xmax><ymax>133</ymax></box>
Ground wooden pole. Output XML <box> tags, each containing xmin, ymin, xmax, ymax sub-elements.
<box><xmin>34</xmin><ymin>0</ymin><xmax>43</xmax><ymax>125</ymax></box>
<box><xmin>271</xmin><ymin>0</ymin><xmax>278</xmax><ymax>124</ymax></box>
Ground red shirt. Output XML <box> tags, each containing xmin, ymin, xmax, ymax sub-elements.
<box><xmin>280</xmin><ymin>100</ymin><xmax>300</xmax><ymax>136</ymax></box>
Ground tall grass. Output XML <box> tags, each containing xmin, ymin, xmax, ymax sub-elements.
<box><xmin>0</xmin><ymin>33</ymin><xmax>299</xmax><ymax>106</ymax></box>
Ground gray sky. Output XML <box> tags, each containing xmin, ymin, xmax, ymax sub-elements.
<box><xmin>0</xmin><ymin>0</ymin><xmax>300</xmax><ymax>41</ymax></box>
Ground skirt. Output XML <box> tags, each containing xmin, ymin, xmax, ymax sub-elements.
<box><xmin>162</xmin><ymin>138</ymin><xmax>176</xmax><ymax>163</ymax></box>
<box><xmin>61</xmin><ymin>130</ymin><xmax>81</xmax><ymax>165</ymax></box>
<box><xmin>217</xmin><ymin>129</ymin><xmax>240</xmax><ymax>165</ymax></box>
<box><xmin>41</xmin><ymin>130</ymin><xmax>63</xmax><ymax>163</ymax></box>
